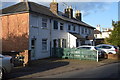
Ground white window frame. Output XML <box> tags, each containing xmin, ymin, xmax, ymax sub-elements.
<box><xmin>60</xmin><ymin>23</ymin><xmax>64</xmax><ymax>30</ymax></box>
<box><xmin>42</xmin><ymin>39</ymin><xmax>48</xmax><ymax>51</ymax></box>
<box><xmin>42</xmin><ymin>18</ymin><xmax>47</xmax><ymax>29</ymax></box>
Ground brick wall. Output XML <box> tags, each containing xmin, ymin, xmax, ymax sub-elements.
<box><xmin>1</xmin><ymin>13</ymin><xmax>29</xmax><ymax>52</ymax></box>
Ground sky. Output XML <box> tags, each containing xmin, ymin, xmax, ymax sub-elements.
<box><xmin>0</xmin><ymin>0</ymin><xmax>119</xmax><ymax>29</ymax></box>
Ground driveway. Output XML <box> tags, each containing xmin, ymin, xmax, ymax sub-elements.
<box><xmin>6</xmin><ymin>58</ymin><xmax>120</xmax><ymax>79</ymax></box>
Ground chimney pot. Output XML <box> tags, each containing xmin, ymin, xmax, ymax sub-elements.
<box><xmin>75</xmin><ymin>10</ymin><xmax>82</xmax><ymax>21</ymax></box>
<box><xmin>64</xmin><ymin>6</ymin><xmax>73</xmax><ymax>18</ymax></box>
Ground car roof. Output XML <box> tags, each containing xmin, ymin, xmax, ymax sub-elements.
<box><xmin>96</xmin><ymin>44</ymin><xmax>114</xmax><ymax>47</ymax></box>
<box><xmin>78</xmin><ymin>45</ymin><xmax>95</xmax><ymax>47</ymax></box>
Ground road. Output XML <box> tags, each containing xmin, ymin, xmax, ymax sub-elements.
<box><xmin>43</xmin><ymin>62</ymin><xmax>120</xmax><ymax>78</ymax></box>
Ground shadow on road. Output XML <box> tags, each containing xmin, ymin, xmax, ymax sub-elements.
<box><xmin>6</xmin><ymin>58</ymin><xmax>69</xmax><ymax>79</ymax></box>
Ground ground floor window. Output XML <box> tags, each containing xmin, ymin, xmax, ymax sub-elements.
<box><xmin>53</xmin><ymin>39</ymin><xmax>66</xmax><ymax>48</ymax></box>
<box><xmin>42</xmin><ymin>39</ymin><xmax>47</xmax><ymax>51</ymax></box>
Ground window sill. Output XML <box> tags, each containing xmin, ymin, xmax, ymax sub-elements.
<box><xmin>41</xmin><ymin>27</ymin><xmax>48</xmax><ymax>29</ymax></box>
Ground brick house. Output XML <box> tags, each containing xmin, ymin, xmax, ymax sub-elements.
<box><xmin>0</xmin><ymin>1</ymin><xmax>95</xmax><ymax>61</ymax></box>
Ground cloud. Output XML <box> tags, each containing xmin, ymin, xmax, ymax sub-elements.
<box><xmin>58</xmin><ymin>2</ymin><xmax>112</xmax><ymax>16</ymax></box>
<box><xmin>0</xmin><ymin>2</ymin><xmax>17</xmax><ymax>9</ymax></box>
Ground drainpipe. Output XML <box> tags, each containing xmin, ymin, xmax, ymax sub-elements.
<box><xmin>50</xmin><ymin>18</ymin><xmax>52</xmax><ymax>57</ymax></box>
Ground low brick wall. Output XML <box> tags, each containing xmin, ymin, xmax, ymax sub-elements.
<box><xmin>107</xmin><ymin>54</ymin><xmax>120</xmax><ymax>60</ymax></box>
<box><xmin>19</xmin><ymin>50</ymin><xmax>31</xmax><ymax>66</ymax></box>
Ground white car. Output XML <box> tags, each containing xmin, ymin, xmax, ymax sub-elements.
<box><xmin>0</xmin><ymin>54</ymin><xmax>13</xmax><ymax>79</ymax></box>
<box><xmin>77</xmin><ymin>45</ymin><xmax>106</xmax><ymax>58</ymax></box>
<box><xmin>96</xmin><ymin>44</ymin><xmax>119</xmax><ymax>54</ymax></box>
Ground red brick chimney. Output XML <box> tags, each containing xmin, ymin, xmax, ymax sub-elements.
<box><xmin>75</xmin><ymin>10</ymin><xmax>82</xmax><ymax>21</ymax></box>
<box><xmin>50</xmin><ymin>0</ymin><xmax>58</xmax><ymax>14</ymax></box>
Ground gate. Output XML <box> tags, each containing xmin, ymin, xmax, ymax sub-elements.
<box><xmin>52</xmin><ymin>48</ymin><xmax>98</xmax><ymax>62</ymax></box>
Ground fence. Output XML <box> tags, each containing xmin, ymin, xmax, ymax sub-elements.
<box><xmin>52</xmin><ymin>48</ymin><xmax>98</xmax><ymax>62</ymax></box>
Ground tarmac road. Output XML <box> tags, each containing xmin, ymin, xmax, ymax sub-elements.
<box><xmin>43</xmin><ymin>62</ymin><xmax>120</xmax><ymax>79</ymax></box>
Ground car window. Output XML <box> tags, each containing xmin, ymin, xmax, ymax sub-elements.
<box><xmin>114</xmin><ymin>46</ymin><xmax>117</xmax><ymax>49</ymax></box>
<box><xmin>79</xmin><ymin>47</ymin><xmax>91</xmax><ymax>49</ymax></box>
<box><xmin>96</xmin><ymin>46</ymin><xmax>102</xmax><ymax>48</ymax></box>
<box><xmin>102</xmin><ymin>46</ymin><xmax>111</xmax><ymax>49</ymax></box>
<box><xmin>95</xmin><ymin>47</ymin><xmax>99</xmax><ymax>50</ymax></box>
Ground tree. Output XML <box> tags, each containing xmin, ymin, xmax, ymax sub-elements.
<box><xmin>104</xmin><ymin>21</ymin><xmax>120</xmax><ymax>47</ymax></box>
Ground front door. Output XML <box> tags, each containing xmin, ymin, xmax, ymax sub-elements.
<box><xmin>31</xmin><ymin>39</ymin><xmax>36</xmax><ymax>60</ymax></box>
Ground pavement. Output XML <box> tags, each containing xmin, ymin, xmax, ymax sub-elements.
<box><xmin>7</xmin><ymin>58</ymin><xmax>120</xmax><ymax>79</ymax></box>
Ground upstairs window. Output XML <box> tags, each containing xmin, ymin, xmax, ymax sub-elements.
<box><xmin>73</xmin><ymin>26</ymin><xmax>76</xmax><ymax>31</ymax></box>
<box><xmin>68</xmin><ymin>25</ymin><xmax>71</xmax><ymax>31</ymax></box>
<box><xmin>60</xmin><ymin>23</ymin><xmax>64</xmax><ymax>30</ymax></box>
<box><xmin>53</xmin><ymin>20</ymin><xmax>58</xmax><ymax>29</ymax></box>
<box><xmin>42</xmin><ymin>18</ymin><xmax>47</xmax><ymax>28</ymax></box>
<box><xmin>89</xmin><ymin>29</ymin><xmax>91</xmax><ymax>34</ymax></box>
<box><xmin>85</xmin><ymin>28</ymin><xmax>87</xmax><ymax>33</ymax></box>
<box><xmin>82</xmin><ymin>27</ymin><xmax>84</xmax><ymax>34</ymax></box>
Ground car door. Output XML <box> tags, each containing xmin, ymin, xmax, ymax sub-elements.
<box><xmin>101</xmin><ymin>46</ymin><xmax>112</xmax><ymax>54</ymax></box>
<box><xmin>97</xmin><ymin>45</ymin><xmax>107</xmax><ymax>53</ymax></box>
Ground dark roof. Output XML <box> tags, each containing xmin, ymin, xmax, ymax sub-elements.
<box><xmin>1</xmin><ymin>2</ymin><xmax>95</xmax><ymax>29</ymax></box>
<box><xmin>1</xmin><ymin>2</ymin><xmax>58</xmax><ymax>18</ymax></box>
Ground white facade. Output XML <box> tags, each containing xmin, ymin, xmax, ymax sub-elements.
<box><xmin>29</xmin><ymin>13</ymin><xmax>94</xmax><ymax>60</ymax></box>
<box><xmin>94</xmin><ymin>27</ymin><xmax>113</xmax><ymax>39</ymax></box>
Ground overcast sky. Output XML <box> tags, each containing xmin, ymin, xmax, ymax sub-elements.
<box><xmin>0</xmin><ymin>0</ymin><xmax>119</xmax><ymax>28</ymax></box>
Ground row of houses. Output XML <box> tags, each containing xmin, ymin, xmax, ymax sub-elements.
<box><xmin>0</xmin><ymin>0</ymin><xmax>95</xmax><ymax>60</ymax></box>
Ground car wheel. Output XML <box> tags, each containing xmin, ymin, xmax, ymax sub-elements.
<box><xmin>108</xmin><ymin>52</ymin><xmax>113</xmax><ymax>54</ymax></box>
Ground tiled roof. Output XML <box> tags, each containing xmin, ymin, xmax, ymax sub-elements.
<box><xmin>1</xmin><ymin>2</ymin><xmax>95</xmax><ymax>29</ymax></box>
<box><xmin>94</xmin><ymin>30</ymin><xmax>102</xmax><ymax>34</ymax></box>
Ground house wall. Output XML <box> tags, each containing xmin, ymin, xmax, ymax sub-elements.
<box><xmin>94</xmin><ymin>31</ymin><xmax>111</xmax><ymax>39</ymax></box>
<box><xmin>29</xmin><ymin>13</ymin><xmax>51</xmax><ymax>60</ymax></box>
<box><xmin>1</xmin><ymin>13</ymin><xmax>29</xmax><ymax>52</ymax></box>
<box><xmin>68</xmin><ymin>33</ymin><xmax>77</xmax><ymax>48</ymax></box>
<box><xmin>101</xmin><ymin>32</ymin><xmax>111</xmax><ymax>38</ymax></box>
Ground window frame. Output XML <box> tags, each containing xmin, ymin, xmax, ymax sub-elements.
<box><xmin>53</xmin><ymin>20</ymin><xmax>58</xmax><ymax>30</ymax></box>
<box><xmin>81</xmin><ymin>27</ymin><xmax>84</xmax><ymax>34</ymax></box>
<box><xmin>60</xmin><ymin>23</ymin><xmax>64</xmax><ymax>30</ymax></box>
<box><xmin>42</xmin><ymin>39</ymin><xmax>48</xmax><ymax>51</ymax></box>
<box><xmin>68</xmin><ymin>25</ymin><xmax>71</xmax><ymax>31</ymax></box>
<box><xmin>73</xmin><ymin>25</ymin><xmax>76</xmax><ymax>31</ymax></box>
<box><xmin>42</xmin><ymin>18</ymin><xmax>48</xmax><ymax>29</ymax></box>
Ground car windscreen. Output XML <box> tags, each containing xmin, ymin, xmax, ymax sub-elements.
<box><xmin>94</xmin><ymin>47</ymin><xmax>99</xmax><ymax>50</ymax></box>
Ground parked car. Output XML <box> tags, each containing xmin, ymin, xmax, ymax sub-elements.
<box><xmin>96</xmin><ymin>44</ymin><xmax>119</xmax><ymax>54</ymax></box>
<box><xmin>0</xmin><ymin>54</ymin><xmax>13</xmax><ymax>79</ymax></box>
<box><xmin>77</xmin><ymin>45</ymin><xmax>106</xmax><ymax>58</ymax></box>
